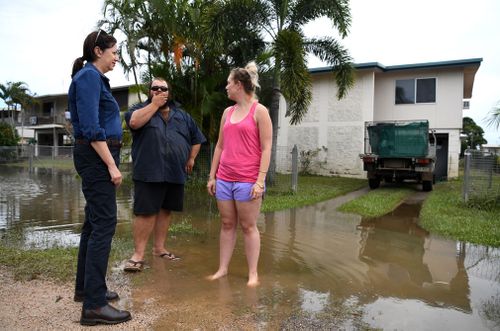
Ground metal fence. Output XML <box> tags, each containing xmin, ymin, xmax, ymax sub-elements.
<box><xmin>463</xmin><ymin>148</ymin><xmax>500</xmax><ymax>203</ymax></box>
<box><xmin>0</xmin><ymin>144</ymin><xmax>303</xmax><ymax>191</ymax></box>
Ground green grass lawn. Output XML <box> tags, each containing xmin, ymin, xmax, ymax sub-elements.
<box><xmin>337</xmin><ymin>178</ymin><xmax>500</xmax><ymax>247</ymax></box>
<box><xmin>419</xmin><ymin>179</ymin><xmax>500</xmax><ymax>247</ymax></box>
<box><xmin>337</xmin><ymin>187</ymin><xmax>415</xmax><ymax>217</ymax></box>
<box><xmin>262</xmin><ymin>174</ymin><xmax>367</xmax><ymax>212</ymax></box>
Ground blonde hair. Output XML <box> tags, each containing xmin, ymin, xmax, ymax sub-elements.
<box><xmin>245</xmin><ymin>61</ymin><xmax>260</xmax><ymax>89</ymax></box>
<box><xmin>231</xmin><ymin>61</ymin><xmax>260</xmax><ymax>95</ymax></box>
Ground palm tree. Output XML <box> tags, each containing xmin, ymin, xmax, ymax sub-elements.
<box><xmin>101</xmin><ymin>0</ymin><xmax>152</xmax><ymax>102</ymax></box>
<box><xmin>0</xmin><ymin>81</ymin><xmax>36</xmax><ymax>137</ymax></box>
<box><xmin>205</xmin><ymin>0</ymin><xmax>355</xmax><ymax>182</ymax></box>
<box><xmin>0</xmin><ymin>84</ymin><xmax>9</xmax><ymax>121</ymax></box>
<box><xmin>100</xmin><ymin>0</ymin><xmax>266</xmax><ymax>141</ymax></box>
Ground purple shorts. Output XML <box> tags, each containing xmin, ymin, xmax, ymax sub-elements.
<box><xmin>215</xmin><ymin>179</ymin><xmax>262</xmax><ymax>202</ymax></box>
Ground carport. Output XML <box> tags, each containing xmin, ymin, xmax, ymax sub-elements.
<box><xmin>25</xmin><ymin>124</ymin><xmax>66</xmax><ymax>157</ymax></box>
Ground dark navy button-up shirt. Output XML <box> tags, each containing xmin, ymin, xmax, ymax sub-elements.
<box><xmin>125</xmin><ymin>100</ymin><xmax>206</xmax><ymax>184</ymax></box>
<box><xmin>68</xmin><ymin>63</ymin><xmax>122</xmax><ymax>141</ymax></box>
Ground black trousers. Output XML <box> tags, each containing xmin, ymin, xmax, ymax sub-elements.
<box><xmin>73</xmin><ymin>143</ymin><xmax>120</xmax><ymax>309</ymax></box>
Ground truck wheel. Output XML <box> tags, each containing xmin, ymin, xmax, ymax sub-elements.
<box><xmin>369</xmin><ymin>178</ymin><xmax>380</xmax><ymax>189</ymax></box>
<box><xmin>422</xmin><ymin>180</ymin><xmax>433</xmax><ymax>192</ymax></box>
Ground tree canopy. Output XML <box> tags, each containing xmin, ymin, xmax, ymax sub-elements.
<box><xmin>203</xmin><ymin>0</ymin><xmax>354</xmax><ymax>180</ymax></box>
<box><xmin>462</xmin><ymin>116</ymin><xmax>487</xmax><ymax>154</ymax></box>
<box><xmin>100</xmin><ymin>0</ymin><xmax>354</xmax><ymax>182</ymax></box>
<box><xmin>101</xmin><ymin>0</ymin><xmax>268</xmax><ymax>141</ymax></box>
<box><xmin>0</xmin><ymin>81</ymin><xmax>37</xmax><ymax>138</ymax></box>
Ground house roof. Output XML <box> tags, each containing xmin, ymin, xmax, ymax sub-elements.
<box><xmin>310</xmin><ymin>58</ymin><xmax>482</xmax><ymax>99</ymax></box>
<box><xmin>35</xmin><ymin>84</ymin><xmax>133</xmax><ymax>100</ymax></box>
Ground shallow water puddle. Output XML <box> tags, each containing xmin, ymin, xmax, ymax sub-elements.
<box><xmin>1</xmin><ymin>166</ymin><xmax>499</xmax><ymax>329</ymax></box>
<box><xmin>130</xmin><ymin>193</ymin><xmax>500</xmax><ymax>330</ymax></box>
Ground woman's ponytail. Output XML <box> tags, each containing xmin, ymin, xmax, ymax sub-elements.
<box><xmin>245</xmin><ymin>61</ymin><xmax>260</xmax><ymax>89</ymax></box>
<box><xmin>71</xmin><ymin>57</ymin><xmax>85</xmax><ymax>78</ymax></box>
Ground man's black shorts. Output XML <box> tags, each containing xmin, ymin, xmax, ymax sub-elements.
<box><xmin>133</xmin><ymin>181</ymin><xmax>184</xmax><ymax>215</ymax></box>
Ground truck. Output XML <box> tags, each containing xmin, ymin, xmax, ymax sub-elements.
<box><xmin>360</xmin><ymin>120</ymin><xmax>436</xmax><ymax>191</ymax></box>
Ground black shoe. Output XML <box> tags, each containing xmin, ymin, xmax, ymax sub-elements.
<box><xmin>74</xmin><ymin>290</ymin><xmax>120</xmax><ymax>302</ymax></box>
<box><xmin>80</xmin><ymin>304</ymin><xmax>131</xmax><ymax>326</ymax></box>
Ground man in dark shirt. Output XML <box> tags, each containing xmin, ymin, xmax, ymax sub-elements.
<box><xmin>123</xmin><ymin>77</ymin><xmax>206</xmax><ymax>271</ymax></box>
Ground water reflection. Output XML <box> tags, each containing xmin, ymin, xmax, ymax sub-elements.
<box><xmin>1</xmin><ymin>166</ymin><xmax>499</xmax><ymax>329</ymax></box>
<box><xmin>0</xmin><ymin>166</ymin><xmax>133</xmax><ymax>248</ymax></box>
<box><xmin>357</xmin><ymin>199</ymin><xmax>471</xmax><ymax>313</ymax></box>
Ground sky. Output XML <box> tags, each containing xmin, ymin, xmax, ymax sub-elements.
<box><xmin>1</xmin><ymin>0</ymin><xmax>499</xmax><ymax>144</ymax></box>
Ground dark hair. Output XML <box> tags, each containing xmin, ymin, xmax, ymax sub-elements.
<box><xmin>230</xmin><ymin>61</ymin><xmax>260</xmax><ymax>95</ymax></box>
<box><xmin>71</xmin><ymin>30</ymin><xmax>117</xmax><ymax>78</ymax></box>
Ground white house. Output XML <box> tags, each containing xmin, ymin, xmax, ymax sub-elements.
<box><xmin>19</xmin><ymin>85</ymin><xmax>142</xmax><ymax>147</ymax></box>
<box><xmin>481</xmin><ymin>144</ymin><xmax>500</xmax><ymax>155</ymax></box>
<box><xmin>276</xmin><ymin>58</ymin><xmax>482</xmax><ymax>180</ymax></box>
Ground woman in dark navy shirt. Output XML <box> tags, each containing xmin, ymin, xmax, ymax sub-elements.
<box><xmin>68</xmin><ymin>29</ymin><xmax>131</xmax><ymax>326</ymax></box>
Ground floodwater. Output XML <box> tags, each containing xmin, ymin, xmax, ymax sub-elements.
<box><xmin>1</xmin><ymin>166</ymin><xmax>499</xmax><ymax>330</ymax></box>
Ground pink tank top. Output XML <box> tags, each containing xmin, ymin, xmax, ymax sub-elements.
<box><xmin>217</xmin><ymin>102</ymin><xmax>261</xmax><ymax>182</ymax></box>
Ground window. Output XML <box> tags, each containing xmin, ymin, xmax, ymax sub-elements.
<box><xmin>395</xmin><ymin>78</ymin><xmax>436</xmax><ymax>104</ymax></box>
<box><xmin>42</xmin><ymin>102</ymin><xmax>54</xmax><ymax>115</ymax></box>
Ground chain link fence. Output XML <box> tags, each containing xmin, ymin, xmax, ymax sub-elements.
<box><xmin>1</xmin><ymin>144</ymin><xmax>303</xmax><ymax>191</ymax></box>
<box><xmin>463</xmin><ymin>149</ymin><xmax>500</xmax><ymax>205</ymax></box>
<box><xmin>463</xmin><ymin>242</ymin><xmax>500</xmax><ymax>282</ymax></box>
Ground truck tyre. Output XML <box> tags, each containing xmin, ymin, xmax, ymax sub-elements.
<box><xmin>369</xmin><ymin>178</ymin><xmax>380</xmax><ymax>189</ymax></box>
<box><xmin>422</xmin><ymin>180</ymin><xmax>433</xmax><ymax>192</ymax></box>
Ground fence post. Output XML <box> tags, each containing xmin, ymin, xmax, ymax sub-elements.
<box><xmin>463</xmin><ymin>149</ymin><xmax>471</xmax><ymax>202</ymax></box>
<box><xmin>487</xmin><ymin>154</ymin><xmax>493</xmax><ymax>189</ymax></box>
<box><xmin>291</xmin><ymin>145</ymin><xmax>298</xmax><ymax>193</ymax></box>
<box><xmin>29</xmin><ymin>144</ymin><xmax>34</xmax><ymax>173</ymax></box>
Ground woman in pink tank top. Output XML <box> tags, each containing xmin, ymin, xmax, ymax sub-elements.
<box><xmin>206</xmin><ymin>61</ymin><xmax>272</xmax><ymax>287</ymax></box>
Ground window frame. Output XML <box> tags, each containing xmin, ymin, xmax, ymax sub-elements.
<box><xmin>395</xmin><ymin>77</ymin><xmax>437</xmax><ymax>105</ymax></box>
<box><xmin>42</xmin><ymin>101</ymin><xmax>54</xmax><ymax>115</ymax></box>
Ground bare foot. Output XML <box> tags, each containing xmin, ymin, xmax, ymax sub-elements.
<box><xmin>247</xmin><ymin>274</ymin><xmax>260</xmax><ymax>287</ymax></box>
<box><xmin>206</xmin><ymin>270</ymin><xmax>227</xmax><ymax>281</ymax></box>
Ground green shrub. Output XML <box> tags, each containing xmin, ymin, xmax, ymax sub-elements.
<box><xmin>0</xmin><ymin>122</ymin><xmax>20</xmax><ymax>146</ymax></box>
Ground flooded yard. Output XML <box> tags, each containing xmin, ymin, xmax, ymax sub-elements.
<box><xmin>1</xmin><ymin>165</ymin><xmax>499</xmax><ymax>330</ymax></box>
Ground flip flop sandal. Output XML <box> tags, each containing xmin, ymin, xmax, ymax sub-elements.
<box><xmin>155</xmin><ymin>252</ymin><xmax>180</xmax><ymax>261</ymax></box>
<box><xmin>123</xmin><ymin>259</ymin><xmax>145</xmax><ymax>272</ymax></box>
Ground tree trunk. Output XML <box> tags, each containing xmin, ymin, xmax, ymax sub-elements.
<box><xmin>9</xmin><ymin>105</ymin><xmax>16</xmax><ymax>139</ymax></box>
<box><xmin>130</xmin><ymin>49</ymin><xmax>142</xmax><ymax>103</ymax></box>
<box><xmin>268</xmin><ymin>69</ymin><xmax>281</xmax><ymax>186</ymax></box>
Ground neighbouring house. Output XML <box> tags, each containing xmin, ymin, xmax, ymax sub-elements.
<box><xmin>481</xmin><ymin>144</ymin><xmax>500</xmax><ymax>155</ymax></box>
<box><xmin>276</xmin><ymin>58</ymin><xmax>482</xmax><ymax>180</ymax></box>
<box><xmin>16</xmin><ymin>85</ymin><xmax>142</xmax><ymax>151</ymax></box>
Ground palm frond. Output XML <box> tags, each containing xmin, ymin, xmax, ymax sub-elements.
<box><xmin>289</xmin><ymin>0</ymin><xmax>351</xmax><ymax>37</ymax></box>
<box><xmin>274</xmin><ymin>29</ymin><xmax>312</xmax><ymax>125</ymax></box>
<box><xmin>305</xmin><ymin>37</ymin><xmax>354</xmax><ymax>98</ymax></box>
<box><xmin>484</xmin><ymin>103</ymin><xmax>500</xmax><ymax>130</ymax></box>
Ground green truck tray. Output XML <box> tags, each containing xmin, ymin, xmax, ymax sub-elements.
<box><xmin>368</xmin><ymin>121</ymin><xmax>429</xmax><ymax>158</ymax></box>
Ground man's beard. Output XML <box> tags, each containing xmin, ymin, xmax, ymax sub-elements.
<box><xmin>148</xmin><ymin>95</ymin><xmax>169</xmax><ymax>110</ymax></box>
